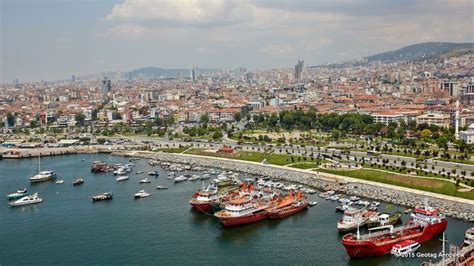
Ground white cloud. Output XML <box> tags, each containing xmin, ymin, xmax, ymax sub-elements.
<box><xmin>99</xmin><ymin>24</ymin><xmax>146</xmax><ymax>40</ymax></box>
<box><xmin>105</xmin><ymin>0</ymin><xmax>253</xmax><ymax>27</ymax></box>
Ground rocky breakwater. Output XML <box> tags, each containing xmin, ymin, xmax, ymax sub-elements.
<box><xmin>120</xmin><ymin>151</ymin><xmax>474</xmax><ymax>222</ymax></box>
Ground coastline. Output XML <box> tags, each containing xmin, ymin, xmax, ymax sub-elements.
<box><xmin>2</xmin><ymin>146</ymin><xmax>473</xmax><ymax>221</ymax></box>
<box><xmin>114</xmin><ymin>150</ymin><xmax>474</xmax><ymax>222</ymax></box>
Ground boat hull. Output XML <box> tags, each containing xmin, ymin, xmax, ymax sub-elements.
<box><xmin>216</xmin><ymin>211</ymin><xmax>268</xmax><ymax>228</ymax></box>
<box><xmin>189</xmin><ymin>201</ymin><xmax>213</xmax><ymax>213</ymax></box>
<box><xmin>269</xmin><ymin>204</ymin><xmax>308</xmax><ymax>219</ymax></box>
<box><xmin>342</xmin><ymin>220</ymin><xmax>447</xmax><ymax>258</ymax></box>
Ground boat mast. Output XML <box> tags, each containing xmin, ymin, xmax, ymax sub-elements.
<box><xmin>38</xmin><ymin>153</ymin><xmax>41</xmax><ymax>173</ymax></box>
<box><xmin>440</xmin><ymin>232</ymin><xmax>447</xmax><ymax>264</ymax></box>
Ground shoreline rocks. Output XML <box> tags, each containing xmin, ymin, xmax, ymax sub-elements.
<box><xmin>118</xmin><ymin>151</ymin><xmax>474</xmax><ymax>222</ymax></box>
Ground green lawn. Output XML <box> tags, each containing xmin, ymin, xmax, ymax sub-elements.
<box><xmin>316</xmin><ymin>168</ymin><xmax>474</xmax><ymax>200</ymax></box>
<box><xmin>154</xmin><ymin>145</ymin><xmax>191</xmax><ymax>153</ymax></box>
<box><xmin>289</xmin><ymin>163</ymin><xmax>320</xmax><ymax>169</ymax></box>
<box><xmin>185</xmin><ymin>149</ymin><xmax>314</xmax><ymax>166</ymax></box>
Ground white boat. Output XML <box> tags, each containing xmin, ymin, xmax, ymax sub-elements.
<box><xmin>113</xmin><ymin>168</ymin><xmax>128</xmax><ymax>175</ymax></box>
<box><xmin>10</xmin><ymin>193</ymin><xmax>42</xmax><ymax>207</ymax></box>
<box><xmin>349</xmin><ymin>196</ymin><xmax>360</xmax><ymax>201</ymax></box>
<box><xmin>29</xmin><ymin>153</ymin><xmax>56</xmax><ymax>183</ymax></box>
<box><xmin>136</xmin><ymin>171</ymin><xmax>144</xmax><ymax>174</ymax></box>
<box><xmin>134</xmin><ymin>190</ymin><xmax>150</xmax><ymax>199</ymax></box>
<box><xmin>464</xmin><ymin>227</ymin><xmax>474</xmax><ymax>246</ymax></box>
<box><xmin>156</xmin><ymin>185</ymin><xmax>168</xmax><ymax>190</ymax></box>
<box><xmin>140</xmin><ymin>178</ymin><xmax>151</xmax><ymax>184</ymax></box>
<box><xmin>7</xmin><ymin>188</ymin><xmax>28</xmax><ymax>200</ymax></box>
<box><xmin>116</xmin><ymin>175</ymin><xmax>129</xmax><ymax>182</ymax></box>
<box><xmin>390</xmin><ymin>240</ymin><xmax>420</xmax><ymax>257</ymax></box>
<box><xmin>309</xmin><ymin>201</ymin><xmax>318</xmax><ymax>207</ymax></box>
<box><xmin>55</xmin><ymin>180</ymin><xmax>65</xmax><ymax>184</ymax></box>
<box><xmin>200</xmin><ymin>174</ymin><xmax>210</xmax><ymax>180</ymax></box>
<box><xmin>148</xmin><ymin>171</ymin><xmax>159</xmax><ymax>176</ymax></box>
<box><xmin>174</xmin><ymin>175</ymin><xmax>187</xmax><ymax>182</ymax></box>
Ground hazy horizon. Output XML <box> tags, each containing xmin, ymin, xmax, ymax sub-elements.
<box><xmin>1</xmin><ymin>0</ymin><xmax>473</xmax><ymax>83</ymax></box>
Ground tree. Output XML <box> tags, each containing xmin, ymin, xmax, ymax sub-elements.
<box><xmin>200</xmin><ymin>113</ymin><xmax>209</xmax><ymax>124</ymax></box>
<box><xmin>7</xmin><ymin>112</ymin><xmax>15</xmax><ymax>127</ymax></box>
<box><xmin>233</xmin><ymin>112</ymin><xmax>242</xmax><ymax>122</ymax></box>
<box><xmin>30</xmin><ymin>120</ymin><xmax>38</xmax><ymax>128</ymax></box>
<box><xmin>420</xmin><ymin>129</ymin><xmax>432</xmax><ymax>138</ymax></box>
<box><xmin>212</xmin><ymin>130</ymin><xmax>223</xmax><ymax>140</ymax></box>
<box><xmin>75</xmin><ymin>113</ymin><xmax>86</xmax><ymax>126</ymax></box>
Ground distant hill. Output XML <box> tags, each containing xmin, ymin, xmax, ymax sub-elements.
<box><xmin>124</xmin><ymin>67</ymin><xmax>220</xmax><ymax>79</ymax></box>
<box><xmin>364</xmin><ymin>42</ymin><xmax>474</xmax><ymax>63</ymax></box>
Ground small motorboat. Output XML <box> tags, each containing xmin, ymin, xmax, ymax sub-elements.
<box><xmin>81</xmin><ymin>158</ymin><xmax>86</xmax><ymax>161</ymax></box>
<box><xmin>140</xmin><ymin>178</ymin><xmax>151</xmax><ymax>184</ymax></box>
<box><xmin>73</xmin><ymin>178</ymin><xmax>84</xmax><ymax>186</ymax></box>
<box><xmin>134</xmin><ymin>190</ymin><xmax>150</xmax><ymax>199</ymax></box>
<box><xmin>156</xmin><ymin>185</ymin><xmax>168</xmax><ymax>190</ymax></box>
<box><xmin>116</xmin><ymin>175</ymin><xmax>129</xmax><ymax>182</ymax></box>
<box><xmin>174</xmin><ymin>175</ymin><xmax>187</xmax><ymax>182</ymax></box>
<box><xmin>390</xmin><ymin>240</ymin><xmax>420</xmax><ymax>257</ymax></box>
<box><xmin>55</xmin><ymin>180</ymin><xmax>65</xmax><ymax>184</ymax></box>
<box><xmin>7</xmin><ymin>188</ymin><xmax>28</xmax><ymax>200</ymax></box>
<box><xmin>91</xmin><ymin>192</ymin><xmax>113</xmax><ymax>202</ymax></box>
<box><xmin>309</xmin><ymin>201</ymin><xmax>318</xmax><ymax>207</ymax></box>
<box><xmin>148</xmin><ymin>171</ymin><xmax>159</xmax><ymax>176</ymax></box>
<box><xmin>9</xmin><ymin>193</ymin><xmax>42</xmax><ymax>207</ymax></box>
<box><xmin>136</xmin><ymin>171</ymin><xmax>144</xmax><ymax>174</ymax></box>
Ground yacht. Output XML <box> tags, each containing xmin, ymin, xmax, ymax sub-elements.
<box><xmin>116</xmin><ymin>175</ymin><xmax>129</xmax><ymax>182</ymax></box>
<box><xmin>29</xmin><ymin>154</ymin><xmax>56</xmax><ymax>183</ymax></box>
<box><xmin>7</xmin><ymin>188</ymin><xmax>28</xmax><ymax>200</ymax></box>
<box><xmin>91</xmin><ymin>192</ymin><xmax>113</xmax><ymax>202</ymax></box>
<box><xmin>390</xmin><ymin>240</ymin><xmax>420</xmax><ymax>257</ymax></box>
<box><xmin>156</xmin><ymin>185</ymin><xmax>168</xmax><ymax>190</ymax></box>
<box><xmin>73</xmin><ymin>178</ymin><xmax>84</xmax><ymax>186</ymax></box>
<box><xmin>148</xmin><ymin>171</ymin><xmax>159</xmax><ymax>176</ymax></box>
<box><xmin>134</xmin><ymin>190</ymin><xmax>150</xmax><ymax>199</ymax></box>
<box><xmin>10</xmin><ymin>193</ymin><xmax>42</xmax><ymax>207</ymax></box>
<box><xmin>55</xmin><ymin>180</ymin><xmax>65</xmax><ymax>184</ymax></box>
<box><xmin>174</xmin><ymin>175</ymin><xmax>187</xmax><ymax>182</ymax></box>
<box><xmin>136</xmin><ymin>171</ymin><xmax>144</xmax><ymax>174</ymax></box>
<box><xmin>140</xmin><ymin>178</ymin><xmax>151</xmax><ymax>184</ymax></box>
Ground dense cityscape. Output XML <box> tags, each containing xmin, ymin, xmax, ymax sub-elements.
<box><xmin>1</xmin><ymin>0</ymin><xmax>473</xmax><ymax>265</ymax></box>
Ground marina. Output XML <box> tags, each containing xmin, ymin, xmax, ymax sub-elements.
<box><xmin>0</xmin><ymin>153</ymin><xmax>472</xmax><ymax>265</ymax></box>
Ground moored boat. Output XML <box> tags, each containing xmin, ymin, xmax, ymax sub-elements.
<box><xmin>268</xmin><ymin>200</ymin><xmax>309</xmax><ymax>219</ymax></box>
<box><xmin>116</xmin><ymin>175</ymin><xmax>129</xmax><ymax>182</ymax></box>
<box><xmin>390</xmin><ymin>240</ymin><xmax>420</xmax><ymax>257</ymax></box>
<box><xmin>214</xmin><ymin>196</ymin><xmax>269</xmax><ymax>227</ymax></box>
<box><xmin>156</xmin><ymin>185</ymin><xmax>168</xmax><ymax>190</ymax></box>
<box><xmin>341</xmin><ymin>200</ymin><xmax>447</xmax><ymax>258</ymax></box>
<box><xmin>73</xmin><ymin>178</ymin><xmax>84</xmax><ymax>186</ymax></box>
<box><xmin>139</xmin><ymin>178</ymin><xmax>151</xmax><ymax>184</ymax></box>
<box><xmin>10</xmin><ymin>193</ymin><xmax>42</xmax><ymax>207</ymax></box>
<box><xmin>91</xmin><ymin>192</ymin><xmax>113</xmax><ymax>202</ymax></box>
<box><xmin>134</xmin><ymin>190</ymin><xmax>150</xmax><ymax>199</ymax></box>
<box><xmin>366</xmin><ymin>212</ymin><xmax>402</xmax><ymax>228</ymax></box>
<box><xmin>6</xmin><ymin>188</ymin><xmax>28</xmax><ymax>200</ymax></box>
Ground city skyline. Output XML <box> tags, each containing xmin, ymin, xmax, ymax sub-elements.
<box><xmin>1</xmin><ymin>0</ymin><xmax>473</xmax><ymax>83</ymax></box>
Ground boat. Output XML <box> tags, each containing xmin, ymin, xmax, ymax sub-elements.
<box><xmin>139</xmin><ymin>178</ymin><xmax>151</xmax><ymax>184</ymax></box>
<box><xmin>156</xmin><ymin>185</ymin><xmax>168</xmax><ymax>190</ymax></box>
<box><xmin>464</xmin><ymin>227</ymin><xmax>474</xmax><ymax>246</ymax></box>
<box><xmin>91</xmin><ymin>161</ymin><xmax>113</xmax><ymax>173</ymax></box>
<box><xmin>214</xmin><ymin>196</ymin><xmax>269</xmax><ymax>227</ymax></box>
<box><xmin>309</xmin><ymin>201</ymin><xmax>318</xmax><ymax>207</ymax></box>
<box><xmin>366</xmin><ymin>212</ymin><xmax>402</xmax><ymax>228</ymax></box>
<box><xmin>91</xmin><ymin>192</ymin><xmax>113</xmax><ymax>202</ymax></box>
<box><xmin>174</xmin><ymin>175</ymin><xmax>187</xmax><ymax>182</ymax></box>
<box><xmin>55</xmin><ymin>180</ymin><xmax>65</xmax><ymax>184</ymax></box>
<box><xmin>29</xmin><ymin>155</ymin><xmax>56</xmax><ymax>183</ymax></box>
<box><xmin>136</xmin><ymin>171</ymin><xmax>144</xmax><ymax>174</ymax></box>
<box><xmin>336</xmin><ymin>203</ymin><xmax>353</xmax><ymax>213</ymax></box>
<box><xmin>9</xmin><ymin>193</ymin><xmax>42</xmax><ymax>207</ymax></box>
<box><xmin>116</xmin><ymin>175</ymin><xmax>129</xmax><ymax>182</ymax></box>
<box><xmin>134</xmin><ymin>190</ymin><xmax>150</xmax><ymax>199</ymax></box>
<box><xmin>342</xmin><ymin>200</ymin><xmax>447</xmax><ymax>258</ymax></box>
<box><xmin>337</xmin><ymin>208</ymin><xmax>369</xmax><ymax>232</ymax></box>
<box><xmin>148</xmin><ymin>171</ymin><xmax>159</xmax><ymax>176</ymax></box>
<box><xmin>390</xmin><ymin>240</ymin><xmax>420</xmax><ymax>257</ymax></box>
<box><xmin>113</xmin><ymin>168</ymin><xmax>128</xmax><ymax>175</ymax></box>
<box><xmin>268</xmin><ymin>192</ymin><xmax>309</xmax><ymax>219</ymax></box>
<box><xmin>189</xmin><ymin>188</ymin><xmax>217</xmax><ymax>213</ymax></box>
<box><xmin>6</xmin><ymin>188</ymin><xmax>28</xmax><ymax>200</ymax></box>
<box><xmin>73</xmin><ymin>178</ymin><xmax>84</xmax><ymax>186</ymax></box>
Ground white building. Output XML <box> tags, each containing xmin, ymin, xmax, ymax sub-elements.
<box><xmin>459</xmin><ymin>124</ymin><xmax>474</xmax><ymax>144</ymax></box>
<box><xmin>371</xmin><ymin>111</ymin><xmax>407</xmax><ymax>125</ymax></box>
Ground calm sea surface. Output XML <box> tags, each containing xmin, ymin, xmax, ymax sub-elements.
<box><xmin>0</xmin><ymin>154</ymin><xmax>472</xmax><ymax>265</ymax></box>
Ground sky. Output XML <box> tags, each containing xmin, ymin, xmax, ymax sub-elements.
<box><xmin>1</xmin><ymin>0</ymin><xmax>473</xmax><ymax>83</ymax></box>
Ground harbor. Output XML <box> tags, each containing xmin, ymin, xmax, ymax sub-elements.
<box><xmin>0</xmin><ymin>153</ymin><xmax>472</xmax><ymax>265</ymax></box>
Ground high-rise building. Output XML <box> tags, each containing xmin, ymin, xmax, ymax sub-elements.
<box><xmin>440</xmin><ymin>80</ymin><xmax>459</xmax><ymax>96</ymax></box>
<box><xmin>191</xmin><ymin>67</ymin><xmax>197</xmax><ymax>82</ymax></box>
<box><xmin>71</xmin><ymin>75</ymin><xmax>76</xmax><ymax>82</ymax></box>
<box><xmin>102</xmin><ymin>77</ymin><xmax>112</xmax><ymax>97</ymax></box>
<box><xmin>294</xmin><ymin>60</ymin><xmax>304</xmax><ymax>80</ymax></box>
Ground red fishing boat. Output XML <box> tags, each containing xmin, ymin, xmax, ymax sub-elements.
<box><xmin>342</xmin><ymin>200</ymin><xmax>447</xmax><ymax>259</ymax></box>
<box><xmin>189</xmin><ymin>190</ymin><xmax>216</xmax><ymax>213</ymax></box>
<box><xmin>214</xmin><ymin>196</ymin><xmax>269</xmax><ymax>227</ymax></box>
<box><xmin>268</xmin><ymin>191</ymin><xmax>309</xmax><ymax>219</ymax></box>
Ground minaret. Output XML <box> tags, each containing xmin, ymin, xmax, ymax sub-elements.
<box><xmin>455</xmin><ymin>100</ymin><xmax>460</xmax><ymax>140</ymax></box>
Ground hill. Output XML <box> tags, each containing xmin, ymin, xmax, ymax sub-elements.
<box><xmin>364</xmin><ymin>42</ymin><xmax>473</xmax><ymax>63</ymax></box>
